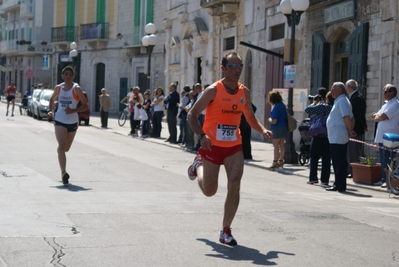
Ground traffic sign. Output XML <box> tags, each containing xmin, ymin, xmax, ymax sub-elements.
<box><xmin>25</xmin><ymin>69</ymin><xmax>34</xmax><ymax>78</ymax></box>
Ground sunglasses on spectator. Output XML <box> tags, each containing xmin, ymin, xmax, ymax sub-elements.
<box><xmin>226</xmin><ymin>63</ymin><xmax>244</xmax><ymax>69</ymax></box>
<box><xmin>384</xmin><ymin>90</ymin><xmax>392</xmax><ymax>94</ymax></box>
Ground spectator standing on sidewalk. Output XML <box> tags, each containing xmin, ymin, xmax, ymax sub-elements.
<box><xmin>325</xmin><ymin>82</ymin><xmax>356</xmax><ymax>192</ymax></box>
<box><xmin>345</xmin><ymin>79</ymin><xmax>368</xmax><ymax>177</ymax></box>
<box><xmin>240</xmin><ymin>103</ymin><xmax>257</xmax><ymax>160</ymax></box>
<box><xmin>184</xmin><ymin>91</ymin><xmax>196</xmax><ymax>150</ymax></box>
<box><xmin>163</xmin><ymin>83</ymin><xmax>180</xmax><ymax>144</ymax></box>
<box><xmin>150</xmin><ymin>87</ymin><xmax>165</xmax><ymax>138</ymax></box>
<box><xmin>99</xmin><ymin>88</ymin><xmax>111</xmax><ymax>129</ymax></box>
<box><xmin>372</xmin><ymin>84</ymin><xmax>399</xmax><ymax>188</ymax></box>
<box><xmin>267</xmin><ymin>91</ymin><xmax>288</xmax><ymax>169</ymax></box>
<box><xmin>305</xmin><ymin>89</ymin><xmax>333</xmax><ymax>185</ymax></box>
<box><xmin>142</xmin><ymin>91</ymin><xmax>152</xmax><ymax>134</ymax></box>
<box><xmin>177</xmin><ymin>86</ymin><xmax>191</xmax><ymax>145</ymax></box>
<box><xmin>187</xmin><ymin>51</ymin><xmax>272</xmax><ymax>246</ymax></box>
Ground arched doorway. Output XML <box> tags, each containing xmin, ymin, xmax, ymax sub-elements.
<box><xmin>95</xmin><ymin>63</ymin><xmax>105</xmax><ymax>112</ymax></box>
<box><xmin>333</xmin><ymin>33</ymin><xmax>349</xmax><ymax>84</ymax></box>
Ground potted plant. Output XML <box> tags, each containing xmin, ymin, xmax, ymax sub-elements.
<box><xmin>350</xmin><ymin>155</ymin><xmax>381</xmax><ymax>185</ymax></box>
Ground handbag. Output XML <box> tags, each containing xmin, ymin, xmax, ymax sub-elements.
<box><xmin>308</xmin><ymin>115</ymin><xmax>328</xmax><ymax>137</ymax></box>
<box><xmin>283</xmin><ymin>104</ymin><xmax>297</xmax><ymax>132</ymax></box>
<box><xmin>287</xmin><ymin>115</ymin><xmax>297</xmax><ymax>132</ymax></box>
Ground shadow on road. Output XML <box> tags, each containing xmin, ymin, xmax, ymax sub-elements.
<box><xmin>51</xmin><ymin>184</ymin><xmax>92</xmax><ymax>192</ymax></box>
<box><xmin>197</xmin><ymin>238</ymin><xmax>295</xmax><ymax>266</ymax></box>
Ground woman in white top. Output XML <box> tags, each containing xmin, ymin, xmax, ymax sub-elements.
<box><xmin>48</xmin><ymin>66</ymin><xmax>88</xmax><ymax>185</ymax></box>
<box><xmin>150</xmin><ymin>87</ymin><xmax>165</xmax><ymax>138</ymax></box>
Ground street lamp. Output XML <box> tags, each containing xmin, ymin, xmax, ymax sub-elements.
<box><xmin>280</xmin><ymin>0</ymin><xmax>309</xmax><ymax>164</ymax></box>
<box><xmin>69</xmin><ymin>42</ymin><xmax>78</xmax><ymax>65</ymax></box>
<box><xmin>69</xmin><ymin>42</ymin><xmax>79</xmax><ymax>83</ymax></box>
<box><xmin>141</xmin><ymin>23</ymin><xmax>158</xmax><ymax>93</ymax></box>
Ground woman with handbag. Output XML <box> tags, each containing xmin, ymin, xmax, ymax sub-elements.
<box><xmin>267</xmin><ymin>91</ymin><xmax>288</xmax><ymax>169</ymax></box>
<box><xmin>304</xmin><ymin>90</ymin><xmax>334</xmax><ymax>185</ymax></box>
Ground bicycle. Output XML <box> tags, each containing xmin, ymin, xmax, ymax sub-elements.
<box><xmin>382</xmin><ymin>133</ymin><xmax>399</xmax><ymax>195</ymax></box>
<box><xmin>118</xmin><ymin>103</ymin><xmax>130</xmax><ymax>127</ymax></box>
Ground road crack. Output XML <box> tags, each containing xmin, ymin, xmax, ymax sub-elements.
<box><xmin>44</xmin><ymin>237</ymin><xmax>66</xmax><ymax>267</ymax></box>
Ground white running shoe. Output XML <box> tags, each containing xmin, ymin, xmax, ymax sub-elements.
<box><xmin>187</xmin><ymin>154</ymin><xmax>202</xmax><ymax>180</ymax></box>
<box><xmin>219</xmin><ymin>228</ymin><xmax>237</xmax><ymax>246</ymax></box>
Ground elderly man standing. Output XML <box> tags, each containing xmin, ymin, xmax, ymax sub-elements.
<box><xmin>326</xmin><ymin>82</ymin><xmax>356</xmax><ymax>192</ymax></box>
<box><xmin>99</xmin><ymin>88</ymin><xmax>111</xmax><ymax>128</ymax></box>
<box><xmin>372</xmin><ymin>84</ymin><xmax>399</xmax><ymax>188</ymax></box>
<box><xmin>346</xmin><ymin>79</ymin><xmax>368</xmax><ymax>177</ymax></box>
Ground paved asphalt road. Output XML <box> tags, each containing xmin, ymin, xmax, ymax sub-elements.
<box><xmin>0</xmin><ymin>103</ymin><xmax>398</xmax><ymax>267</ymax></box>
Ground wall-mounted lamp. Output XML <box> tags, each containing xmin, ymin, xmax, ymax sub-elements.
<box><xmin>117</xmin><ymin>33</ymin><xmax>123</xmax><ymax>40</ymax></box>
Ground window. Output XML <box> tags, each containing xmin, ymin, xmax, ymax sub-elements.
<box><xmin>133</xmin><ymin>0</ymin><xmax>154</xmax><ymax>45</ymax></box>
<box><xmin>224</xmin><ymin>37</ymin><xmax>235</xmax><ymax>50</ymax></box>
<box><xmin>270</xmin><ymin>23</ymin><xmax>285</xmax><ymax>41</ymax></box>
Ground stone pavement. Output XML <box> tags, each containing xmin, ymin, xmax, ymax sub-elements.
<box><xmin>88</xmin><ymin>111</ymin><xmax>388</xmax><ymax>194</ymax></box>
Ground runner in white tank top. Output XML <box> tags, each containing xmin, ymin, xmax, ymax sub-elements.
<box><xmin>48</xmin><ymin>66</ymin><xmax>88</xmax><ymax>185</ymax></box>
<box><xmin>54</xmin><ymin>82</ymin><xmax>80</xmax><ymax>124</ymax></box>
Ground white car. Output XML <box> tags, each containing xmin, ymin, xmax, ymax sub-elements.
<box><xmin>32</xmin><ymin>89</ymin><xmax>53</xmax><ymax>120</ymax></box>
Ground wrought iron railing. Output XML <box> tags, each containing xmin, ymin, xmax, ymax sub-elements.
<box><xmin>51</xmin><ymin>26</ymin><xmax>79</xmax><ymax>43</ymax></box>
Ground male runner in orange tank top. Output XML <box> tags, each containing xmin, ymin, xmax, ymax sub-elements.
<box><xmin>187</xmin><ymin>51</ymin><xmax>272</xmax><ymax>246</ymax></box>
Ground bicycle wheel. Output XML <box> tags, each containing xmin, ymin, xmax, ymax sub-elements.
<box><xmin>387</xmin><ymin>156</ymin><xmax>399</xmax><ymax>195</ymax></box>
<box><xmin>299</xmin><ymin>152</ymin><xmax>306</xmax><ymax>165</ymax></box>
<box><xmin>118</xmin><ymin>111</ymin><xmax>127</xmax><ymax>127</ymax></box>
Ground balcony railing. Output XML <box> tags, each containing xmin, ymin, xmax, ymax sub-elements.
<box><xmin>80</xmin><ymin>22</ymin><xmax>109</xmax><ymax>40</ymax></box>
<box><xmin>16</xmin><ymin>40</ymin><xmax>52</xmax><ymax>53</ymax></box>
<box><xmin>51</xmin><ymin>26</ymin><xmax>79</xmax><ymax>43</ymax></box>
<box><xmin>0</xmin><ymin>40</ymin><xmax>18</xmax><ymax>53</ymax></box>
<box><xmin>2</xmin><ymin>0</ymin><xmax>20</xmax><ymax>11</ymax></box>
<box><xmin>20</xmin><ymin>2</ymin><xmax>34</xmax><ymax>18</ymax></box>
<box><xmin>200</xmin><ymin>0</ymin><xmax>240</xmax><ymax>8</ymax></box>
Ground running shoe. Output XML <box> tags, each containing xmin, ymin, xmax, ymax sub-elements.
<box><xmin>11</xmin><ymin>113</ymin><xmax>14</xmax><ymax>117</ymax></box>
<box><xmin>219</xmin><ymin>227</ymin><xmax>237</xmax><ymax>246</ymax></box>
<box><xmin>187</xmin><ymin>154</ymin><xmax>202</xmax><ymax>180</ymax></box>
<box><xmin>62</xmin><ymin>171</ymin><xmax>70</xmax><ymax>185</ymax></box>
<box><xmin>6</xmin><ymin>111</ymin><xmax>8</xmax><ymax>116</ymax></box>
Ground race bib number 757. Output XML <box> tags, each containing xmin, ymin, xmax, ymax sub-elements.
<box><xmin>216</xmin><ymin>124</ymin><xmax>237</xmax><ymax>141</ymax></box>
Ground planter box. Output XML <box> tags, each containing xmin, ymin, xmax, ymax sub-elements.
<box><xmin>350</xmin><ymin>163</ymin><xmax>381</xmax><ymax>185</ymax></box>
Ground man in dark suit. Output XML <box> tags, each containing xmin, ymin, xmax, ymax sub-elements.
<box><xmin>163</xmin><ymin>83</ymin><xmax>180</xmax><ymax>143</ymax></box>
<box><xmin>346</xmin><ymin>79</ymin><xmax>368</xmax><ymax>177</ymax></box>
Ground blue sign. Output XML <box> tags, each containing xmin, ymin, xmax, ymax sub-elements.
<box><xmin>42</xmin><ymin>55</ymin><xmax>50</xmax><ymax>70</ymax></box>
<box><xmin>283</xmin><ymin>65</ymin><xmax>296</xmax><ymax>88</ymax></box>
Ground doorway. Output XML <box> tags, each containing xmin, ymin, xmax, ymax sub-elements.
<box><xmin>333</xmin><ymin>34</ymin><xmax>349</xmax><ymax>83</ymax></box>
<box><xmin>95</xmin><ymin>63</ymin><xmax>105</xmax><ymax>112</ymax></box>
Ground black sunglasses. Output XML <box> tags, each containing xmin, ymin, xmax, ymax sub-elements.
<box><xmin>384</xmin><ymin>90</ymin><xmax>392</xmax><ymax>94</ymax></box>
<box><xmin>226</xmin><ymin>63</ymin><xmax>244</xmax><ymax>69</ymax></box>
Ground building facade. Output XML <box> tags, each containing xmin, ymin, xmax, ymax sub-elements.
<box><xmin>51</xmin><ymin>0</ymin><xmax>165</xmax><ymax>113</ymax></box>
<box><xmin>0</xmin><ymin>0</ymin><xmax>54</xmax><ymax>93</ymax></box>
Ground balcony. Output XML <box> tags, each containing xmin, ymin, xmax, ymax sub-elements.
<box><xmin>0</xmin><ymin>8</ymin><xmax>6</xmax><ymax>18</ymax></box>
<box><xmin>80</xmin><ymin>22</ymin><xmax>109</xmax><ymax>47</ymax></box>
<box><xmin>51</xmin><ymin>26</ymin><xmax>78</xmax><ymax>49</ymax></box>
<box><xmin>200</xmin><ymin>0</ymin><xmax>240</xmax><ymax>9</ymax></box>
<box><xmin>20</xmin><ymin>2</ymin><xmax>33</xmax><ymax>19</ymax></box>
<box><xmin>2</xmin><ymin>0</ymin><xmax>20</xmax><ymax>12</ymax></box>
<box><xmin>0</xmin><ymin>40</ymin><xmax>18</xmax><ymax>54</ymax></box>
<box><xmin>16</xmin><ymin>40</ymin><xmax>52</xmax><ymax>54</ymax></box>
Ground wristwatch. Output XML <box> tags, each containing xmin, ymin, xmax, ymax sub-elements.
<box><xmin>198</xmin><ymin>133</ymin><xmax>206</xmax><ymax>141</ymax></box>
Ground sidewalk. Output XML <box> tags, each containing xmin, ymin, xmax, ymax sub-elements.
<box><xmin>89</xmin><ymin>111</ymin><xmax>389</xmax><ymax>193</ymax></box>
